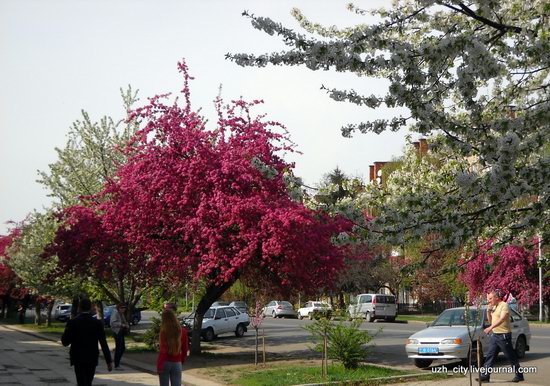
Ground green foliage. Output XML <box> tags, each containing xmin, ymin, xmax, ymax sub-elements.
<box><xmin>37</xmin><ymin>87</ymin><xmax>139</xmax><ymax>207</ymax></box>
<box><xmin>141</xmin><ymin>315</ymin><xmax>160</xmax><ymax>351</ymax></box>
<box><xmin>305</xmin><ymin>319</ymin><xmax>374</xmax><ymax>369</ymax></box>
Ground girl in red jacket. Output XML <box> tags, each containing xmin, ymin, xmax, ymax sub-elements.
<box><xmin>157</xmin><ymin>309</ymin><xmax>189</xmax><ymax>386</ymax></box>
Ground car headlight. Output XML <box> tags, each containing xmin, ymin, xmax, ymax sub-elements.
<box><xmin>407</xmin><ymin>339</ymin><xmax>419</xmax><ymax>345</ymax></box>
<box><xmin>441</xmin><ymin>338</ymin><xmax>463</xmax><ymax>344</ymax></box>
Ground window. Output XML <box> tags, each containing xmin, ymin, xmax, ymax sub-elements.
<box><xmin>216</xmin><ymin>309</ymin><xmax>227</xmax><ymax>319</ymax></box>
<box><xmin>225</xmin><ymin>308</ymin><xmax>236</xmax><ymax>317</ymax></box>
<box><xmin>359</xmin><ymin>295</ymin><xmax>372</xmax><ymax>303</ymax></box>
<box><xmin>510</xmin><ymin>309</ymin><xmax>523</xmax><ymax>322</ymax></box>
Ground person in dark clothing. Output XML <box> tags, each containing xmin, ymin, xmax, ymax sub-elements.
<box><xmin>61</xmin><ymin>298</ymin><xmax>113</xmax><ymax>386</ymax></box>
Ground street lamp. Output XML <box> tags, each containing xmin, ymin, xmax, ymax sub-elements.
<box><xmin>539</xmin><ymin>234</ymin><xmax>543</xmax><ymax>322</ymax></box>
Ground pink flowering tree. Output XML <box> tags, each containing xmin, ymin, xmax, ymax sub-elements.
<box><xmin>0</xmin><ymin>230</ymin><xmax>29</xmax><ymax>318</ymax></box>
<box><xmin>98</xmin><ymin>61</ymin><xmax>350</xmax><ymax>354</ymax></box>
<box><xmin>46</xmin><ymin>205</ymin><xmax>149</xmax><ymax>313</ymax></box>
<box><xmin>461</xmin><ymin>241</ymin><xmax>550</xmax><ymax>307</ymax></box>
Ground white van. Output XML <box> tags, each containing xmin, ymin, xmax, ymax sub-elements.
<box><xmin>348</xmin><ymin>293</ymin><xmax>397</xmax><ymax>322</ymax></box>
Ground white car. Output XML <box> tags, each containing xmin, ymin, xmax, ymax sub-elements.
<box><xmin>262</xmin><ymin>301</ymin><xmax>298</xmax><ymax>318</ymax></box>
<box><xmin>183</xmin><ymin>306</ymin><xmax>250</xmax><ymax>342</ymax></box>
<box><xmin>297</xmin><ymin>301</ymin><xmax>332</xmax><ymax>320</ymax></box>
<box><xmin>348</xmin><ymin>293</ymin><xmax>397</xmax><ymax>322</ymax></box>
<box><xmin>405</xmin><ymin>306</ymin><xmax>531</xmax><ymax>368</ymax></box>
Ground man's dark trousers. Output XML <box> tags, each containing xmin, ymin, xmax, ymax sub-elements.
<box><xmin>74</xmin><ymin>364</ymin><xmax>95</xmax><ymax>386</ymax></box>
<box><xmin>114</xmin><ymin>331</ymin><xmax>125</xmax><ymax>367</ymax></box>
<box><xmin>482</xmin><ymin>332</ymin><xmax>522</xmax><ymax>380</ymax></box>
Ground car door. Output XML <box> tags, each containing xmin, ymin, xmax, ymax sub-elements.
<box><xmin>264</xmin><ymin>301</ymin><xmax>274</xmax><ymax>316</ymax></box>
<box><xmin>215</xmin><ymin>308</ymin><xmax>228</xmax><ymax>334</ymax></box>
<box><xmin>510</xmin><ymin>308</ymin><xmax>524</xmax><ymax>346</ymax></box>
<box><xmin>384</xmin><ymin>295</ymin><xmax>397</xmax><ymax>317</ymax></box>
<box><xmin>374</xmin><ymin>295</ymin><xmax>386</xmax><ymax>317</ymax></box>
<box><xmin>359</xmin><ymin>295</ymin><xmax>372</xmax><ymax>315</ymax></box>
<box><xmin>303</xmin><ymin>302</ymin><xmax>311</xmax><ymax>317</ymax></box>
<box><xmin>224</xmin><ymin>307</ymin><xmax>239</xmax><ymax>332</ymax></box>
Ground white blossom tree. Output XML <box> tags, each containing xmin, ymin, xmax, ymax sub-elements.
<box><xmin>229</xmin><ymin>1</ymin><xmax>550</xmax><ymax>250</ymax></box>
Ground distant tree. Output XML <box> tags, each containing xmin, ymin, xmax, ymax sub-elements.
<box><xmin>98</xmin><ymin>61</ymin><xmax>350</xmax><ymax>354</ymax></box>
<box><xmin>38</xmin><ymin>87</ymin><xmax>144</xmax><ymax>314</ymax></box>
<box><xmin>461</xmin><ymin>242</ymin><xmax>550</xmax><ymax>311</ymax></box>
<box><xmin>38</xmin><ymin>87</ymin><xmax>139</xmax><ymax>207</ymax></box>
<box><xmin>0</xmin><ymin>232</ymin><xmax>20</xmax><ymax>318</ymax></box>
<box><xmin>307</xmin><ymin>168</ymin><xmax>370</xmax><ymax>309</ymax></box>
<box><xmin>46</xmin><ymin>205</ymin><xmax>148</xmax><ymax>314</ymax></box>
<box><xmin>229</xmin><ymin>0</ymin><xmax>550</xmax><ymax>250</ymax></box>
<box><xmin>6</xmin><ymin>212</ymin><xmax>62</xmax><ymax>325</ymax></box>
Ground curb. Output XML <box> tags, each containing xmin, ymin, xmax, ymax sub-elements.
<box><xmin>295</xmin><ymin>372</ymin><xmax>448</xmax><ymax>386</ymax></box>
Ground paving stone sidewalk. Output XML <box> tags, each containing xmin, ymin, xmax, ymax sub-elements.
<box><xmin>0</xmin><ymin>324</ymin><xmax>218</xmax><ymax>386</ymax></box>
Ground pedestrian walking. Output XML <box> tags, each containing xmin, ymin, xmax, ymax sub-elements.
<box><xmin>157</xmin><ymin>309</ymin><xmax>189</xmax><ymax>386</ymax></box>
<box><xmin>17</xmin><ymin>303</ymin><xmax>25</xmax><ymax>324</ymax></box>
<box><xmin>477</xmin><ymin>289</ymin><xmax>524</xmax><ymax>383</ymax></box>
<box><xmin>61</xmin><ymin>298</ymin><xmax>113</xmax><ymax>386</ymax></box>
<box><xmin>111</xmin><ymin>303</ymin><xmax>130</xmax><ymax>370</ymax></box>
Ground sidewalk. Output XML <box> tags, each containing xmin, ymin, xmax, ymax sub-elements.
<box><xmin>1</xmin><ymin>324</ymin><xmax>220</xmax><ymax>386</ymax></box>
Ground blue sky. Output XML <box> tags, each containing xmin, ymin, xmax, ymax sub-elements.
<box><xmin>0</xmin><ymin>0</ymin><xmax>411</xmax><ymax>233</ymax></box>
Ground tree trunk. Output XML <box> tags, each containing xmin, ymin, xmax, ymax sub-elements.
<box><xmin>190</xmin><ymin>280</ymin><xmax>235</xmax><ymax>355</ymax></box>
<box><xmin>34</xmin><ymin>297</ymin><xmax>42</xmax><ymax>325</ymax></box>
<box><xmin>338</xmin><ymin>292</ymin><xmax>345</xmax><ymax>311</ymax></box>
<box><xmin>46</xmin><ymin>299</ymin><xmax>54</xmax><ymax>327</ymax></box>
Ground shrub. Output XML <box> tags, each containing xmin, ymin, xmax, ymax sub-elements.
<box><xmin>141</xmin><ymin>316</ymin><xmax>160</xmax><ymax>351</ymax></box>
<box><xmin>305</xmin><ymin>319</ymin><xmax>374</xmax><ymax>369</ymax></box>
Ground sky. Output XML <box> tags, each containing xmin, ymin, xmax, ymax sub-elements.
<box><xmin>0</xmin><ymin>0</ymin><xmax>413</xmax><ymax>234</ymax></box>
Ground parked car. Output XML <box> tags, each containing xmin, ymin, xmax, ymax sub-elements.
<box><xmin>229</xmin><ymin>301</ymin><xmax>248</xmax><ymax>314</ymax></box>
<box><xmin>348</xmin><ymin>293</ymin><xmax>397</xmax><ymax>322</ymax></box>
<box><xmin>54</xmin><ymin>304</ymin><xmax>72</xmax><ymax>322</ymax></box>
<box><xmin>262</xmin><ymin>301</ymin><xmax>298</xmax><ymax>318</ymax></box>
<box><xmin>100</xmin><ymin>305</ymin><xmax>142</xmax><ymax>327</ymax></box>
<box><xmin>298</xmin><ymin>301</ymin><xmax>332</xmax><ymax>320</ymax></box>
<box><xmin>182</xmin><ymin>306</ymin><xmax>250</xmax><ymax>341</ymax></box>
<box><xmin>405</xmin><ymin>306</ymin><xmax>531</xmax><ymax>368</ymax></box>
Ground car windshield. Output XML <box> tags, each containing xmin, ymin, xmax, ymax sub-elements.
<box><xmin>60</xmin><ymin>305</ymin><xmax>71</xmax><ymax>310</ymax></box>
<box><xmin>432</xmin><ymin>309</ymin><xmax>483</xmax><ymax>327</ymax></box>
<box><xmin>232</xmin><ymin>302</ymin><xmax>246</xmax><ymax>307</ymax></box>
<box><xmin>281</xmin><ymin>301</ymin><xmax>292</xmax><ymax>307</ymax></box>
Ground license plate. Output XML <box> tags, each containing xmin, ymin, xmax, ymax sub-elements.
<box><xmin>418</xmin><ymin>347</ymin><xmax>439</xmax><ymax>354</ymax></box>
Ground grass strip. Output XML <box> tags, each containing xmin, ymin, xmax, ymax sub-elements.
<box><xmin>230</xmin><ymin>362</ymin><xmax>431</xmax><ymax>386</ymax></box>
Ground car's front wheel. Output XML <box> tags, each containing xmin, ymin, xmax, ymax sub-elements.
<box><xmin>235</xmin><ymin>324</ymin><xmax>245</xmax><ymax>337</ymax></box>
<box><xmin>414</xmin><ymin>359</ymin><xmax>433</xmax><ymax>368</ymax></box>
<box><xmin>515</xmin><ymin>335</ymin><xmax>527</xmax><ymax>359</ymax></box>
<box><xmin>203</xmin><ymin>327</ymin><xmax>215</xmax><ymax>342</ymax></box>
